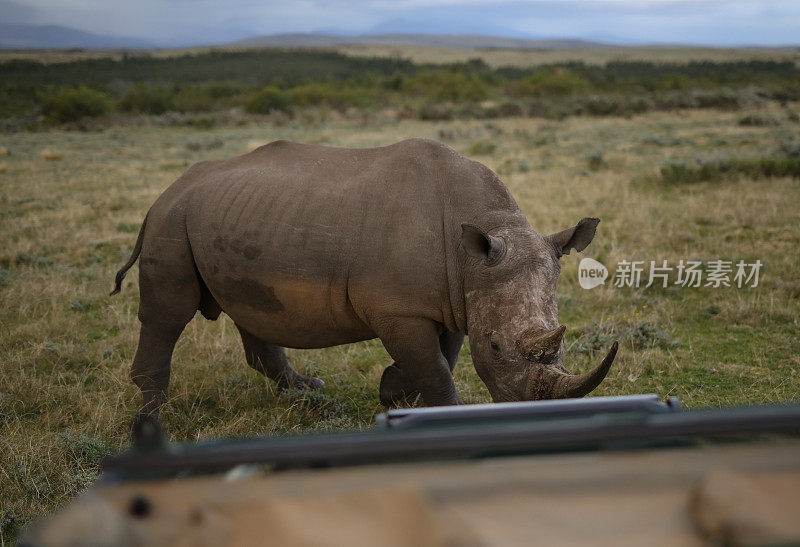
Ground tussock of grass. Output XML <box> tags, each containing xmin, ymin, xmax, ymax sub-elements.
<box><xmin>116</xmin><ymin>221</ymin><xmax>140</xmax><ymax>233</ymax></box>
<box><xmin>738</xmin><ymin>113</ymin><xmax>779</xmax><ymax>127</ymax></box>
<box><xmin>468</xmin><ymin>140</ymin><xmax>497</xmax><ymax>155</ymax></box>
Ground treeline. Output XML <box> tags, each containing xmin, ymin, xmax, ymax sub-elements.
<box><xmin>1</xmin><ymin>48</ymin><xmax>798</xmax><ymax>125</ymax></box>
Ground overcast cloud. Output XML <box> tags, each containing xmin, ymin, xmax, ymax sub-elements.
<box><xmin>2</xmin><ymin>0</ymin><xmax>798</xmax><ymax>47</ymax></box>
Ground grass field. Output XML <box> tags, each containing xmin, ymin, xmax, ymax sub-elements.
<box><xmin>1</xmin><ymin>97</ymin><xmax>800</xmax><ymax>540</ymax></box>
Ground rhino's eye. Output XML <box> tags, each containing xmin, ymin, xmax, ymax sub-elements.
<box><xmin>487</xmin><ymin>331</ymin><xmax>501</xmax><ymax>353</ymax></box>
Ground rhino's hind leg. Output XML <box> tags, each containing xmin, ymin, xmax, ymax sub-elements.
<box><xmin>380</xmin><ymin>331</ymin><xmax>463</xmax><ymax>407</ymax></box>
<box><xmin>130</xmin><ymin>323</ymin><xmax>187</xmax><ymax>417</ymax></box>
<box><xmin>131</xmin><ymin>239</ymin><xmax>201</xmax><ymax>419</ymax></box>
<box><xmin>236</xmin><ymin>325</ymin><xmax>324</xmax><ymax>391</ymax></box>
<box><xmin>378</xmin><ymin>320</ymin><xmax>461</xmax><ymax>407</ymax></box>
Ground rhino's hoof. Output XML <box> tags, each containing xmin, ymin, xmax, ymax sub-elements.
<box><xmin>379</xmin><ymin>365</ymin><xmax>416</xmax><ymax>407</ymax></box>
<box><xmin>279</xmin><ymin>375</ymin><xmax>324</xmax><ymax>392</ymax></box>
<box><xmin>305</xmin><ymin>377</ymin><xmax>325</xmax><ymax>390</ymax></box>
<box><xmin>294</xmin><ymin>375</ymin><xmax>324</xmax><ymax>390</ymax></box>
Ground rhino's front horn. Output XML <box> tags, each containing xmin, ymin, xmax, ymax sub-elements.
<box><xmin>517</xmin><ymin>324</ymin><xmax>566</xmax><ymax>362</ymax></box>
<box><xmin>551</xmin><ymin>340</ymin><xmax>618</xmax><ymax>398</ymax></box>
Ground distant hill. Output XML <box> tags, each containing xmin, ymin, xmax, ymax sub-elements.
<box><xmin>0</xmin><ymin>23</ymin><xmax>152</xmax><ymax>50</ymax></box>
<box><xmin>230</xmin><ymin>33</ymin><xmax>612</xmax><ymax>50</ymax></box>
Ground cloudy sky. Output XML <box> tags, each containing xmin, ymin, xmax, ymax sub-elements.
<box><xmin>2</xmin><ymin>0</ymin><xmax>799</xmax><ymax>47</ymax></box>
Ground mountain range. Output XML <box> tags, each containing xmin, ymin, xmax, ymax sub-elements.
<box><xmin>1</xmin><ymin>23</ymin><xmax>795</xmax><ymax>52</ymax></box>
<box><xmin>0</xmin><ymin>24</ymin><xmax>612</xmax><ymax>51</ymax></box>
<box><xmin>230</xmin><ymin>33</ymin><xmax>610</xmax><ymax>50</ymax></box>
<box><xmin>0</xmin><ymin>23</ymin><xmax>153</xmax><ymax>49</ymax></box>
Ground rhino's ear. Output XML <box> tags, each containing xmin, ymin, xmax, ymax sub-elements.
<box><xmin>547</xmin><ymin>217</ymin><xmax>600</xmax><ymax>257</ymax></box>
<box><xmin>461</xmin><ymin>224</ymin><xmax>506</xmax><ymax>264</ymax></box>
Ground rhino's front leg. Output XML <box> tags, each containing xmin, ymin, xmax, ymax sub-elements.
<box><xmin>380</xmin><ymin>331</ymin><xmax>464</xmax><ymax>406</ymax></box>
<box><xmin>377</xmin><ymin>319</ymin><xmax>462</xmax><ymax>406</ymax></box>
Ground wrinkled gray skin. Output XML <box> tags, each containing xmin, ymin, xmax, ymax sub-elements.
<box><xmin>111</xmin><ymin>138</ymin><xmax>616</xmax><ymax>419</ymax></box>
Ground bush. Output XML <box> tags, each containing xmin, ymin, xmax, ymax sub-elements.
<box><xmin>479</xmin><ymin>101</ymin><xmax>524</xmax><ymax>118</ymax></box>
<box><xmin>39</xmin><ymin>86</ymin><xmax>112</xmax><ymax>123</ymax></box>
<box><xmin>383</xmin><ymin>72</ymin><xmax>406</xmax><ymax>91</ymax></box>
<box><xmin>408</xmin><ymin>71</ymin><xmax>490</xmax><ymax>102</ymax></box>
<box><xmin>56</xmin><ymin>431</ymin><xmax>109</xmax><ymax>466</ymax></box>
<box><xmin>587</xmin><ymin>151</ymin><xmax>606</xmax><ymax>170</ymax></box>
<box><xmin>575</xmin><ymin>321</ymin><xmax>675</xmax><ymax>353</ymax></box>
<box><xmin>417</xmin><ymin>102</ymin><xmax>453</xmax><ymax>121</ymax></box>
<box><xmin>511</xmin><ymin>67</ymin><xmax>591</xmax><ymax>97</ymax></box>
<box><xmin>691</xmin><ymin>89</ymin><xmax>741</xmax><ymax>110</ymax></box>
<box><xmin>119</xmin><ymin>83</ymin><xmax>174</xmax><ymax>114</ymax></box>
<box><xmin>581</xmin><ymin>94</ymin><xmax>650</xmax><ymax>117</ymax></box>
<box><xmin>289</xmin><ymin>82</ymin><xmax>375</xmax><ymax>109</ymax></box>
<box><xmin>245</xmin><ymin>86</ymin><xmax>293</xmax><ymax>114</ymax></box>
<box><xmin>173</xmin><ymin>83</ymin><xmax>241</xmax><ymax>112</ymax></box>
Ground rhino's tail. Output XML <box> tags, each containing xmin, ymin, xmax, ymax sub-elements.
<box><xmin>110</xmin><ymin>213</ymin><xmax>148</xmax><ymax>296</ymax></box>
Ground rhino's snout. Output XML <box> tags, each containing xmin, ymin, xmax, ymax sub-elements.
<box><xmin>523</xmin><ymin>338</ymin><xmax>618</xmax><ymax>401</ymax></box>
<box><xmin>485</xmin><ymin>325</ymin><xmax>618</xmax><ymax>402</ymax></box>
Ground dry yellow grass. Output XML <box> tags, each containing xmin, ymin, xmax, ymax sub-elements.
<box><xmin>1</xmin><ymin>103</ymin><xmax>799</xmax><ymax>540</ymax></box>
<box><xmin>338</xmin><ymin>44</ymin><xmax>800</xmax><ymax>68</ymax></box>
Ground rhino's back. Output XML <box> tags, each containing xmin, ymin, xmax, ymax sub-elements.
<box><xmin>182</xmin><ymin>139</ymin><xmax>484</xmax><ymax>347</ymax></box>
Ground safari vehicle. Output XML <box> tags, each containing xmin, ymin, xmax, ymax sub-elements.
<box><xmin>21</xmin><ymin>395</ymin><xmax>800</xmax><ymax>546</ymax></box>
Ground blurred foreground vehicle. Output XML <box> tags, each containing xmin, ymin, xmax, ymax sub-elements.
<box><xmin>21</xmin><ymin>394</ymin><xmax>800</xmax><ymax>546</ymax></box>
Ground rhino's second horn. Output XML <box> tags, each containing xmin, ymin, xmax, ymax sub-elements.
<box><xmin>551</xmin><ymin>341</ymin><xmax>618</xmax><ymax>399</ymax></box>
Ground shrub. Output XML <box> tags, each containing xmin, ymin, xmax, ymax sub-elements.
<box><xmin>408</xmin><ymin>71</ymin><xmax>490</xmax><ymax>102</ymax></box>
<box><xmin>383</xmin><ymin>72</ymin><xmax>406</xmax><ymax>91</ymax></box>
<box><xmin>575</xmin><ymin>321</ymin><xmax>675</xmax><ymax>353</ymax></box>
<box><xmin>119</xmin><ymin>83</ymin><xmax>174</xmax><ymax>114</ymax></box>
<box><xmin>511</xmin><ymin>67</ymin><xmax>590</xmax><ymax>97</ymax></box>
<box><xmin>691</xmin><ymin>90</ymin><xmax>740</xmax><ymax>110</ymax></box>
<box><xmin>418</xmin><ymin>102</ymin><xmax>453</xmax><ymax>121</ymax></box>
<box><xmin>56</xmin><ymin>431</ymin><xmax>109</xmax><ymax>466</ymax></box>
<box><xmin>39</xmin><ymin>86</ymin><xmax>112</xmax><ymax>123</ymax></box>
<box><xmin>578</xmin><ymin>94</ymin><xmax>650</xmax><ymax>117</ymax></box>
<box><xmin>624</xmin><ymin>322</ymin><xmax>676</xmax><ymax>349</ymax></box>
<box><xmin>0</xmin><ymin>266</ymin><xmax>14</xmax><ymax>287</ymax></box>
<box><xmin>480</xmin><ymin>101</ymin><xmax>524</xmax><ymax>118</ymax></box>
<box><xmin>587</xmin><ymin>151</ymin><xmax>606</xmax><ymax>171</ymax></box>
<box><xmin>184</xmin><ymin>116</ymin><xmax>215</xmax><ymax>129</ymax></box>
<box><xmin>780</xmin><ymin>139</ymin><xmax>800</xmax><ymax>158</ymax></box>
<box><xmin>289</xmin><ymin>82</ymin><xmax>375</xmax><ymax>109</ymax></box>
<box><xmin>245</xmin><ymin>86</ymin><xmax>293</xmax><ymax>114</ymax></box>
